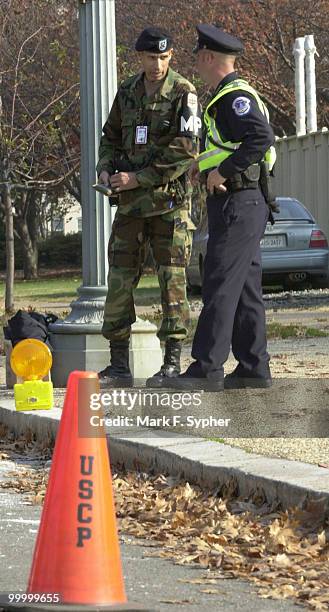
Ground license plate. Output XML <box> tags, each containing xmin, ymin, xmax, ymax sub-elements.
<box><xmin>260</xmin><ymin>235</ymin><xmax>286</xmax><ymax>248</ymax></box>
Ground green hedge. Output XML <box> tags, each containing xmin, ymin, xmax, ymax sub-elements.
<box><xmin>38</xmin><ymin>233</ymin><xmax>82</xmax><ymax>267</ymax></box>
<box><xmin>0</xmin><ymin>231</ymin><xmax>82</xmax><ymax>269</ymax></box>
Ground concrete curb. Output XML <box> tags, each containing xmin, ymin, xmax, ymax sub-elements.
<box><xmin>1</xmin><ymin>400</ymin><xmax>329</xmax><ymax>512</ymax></box>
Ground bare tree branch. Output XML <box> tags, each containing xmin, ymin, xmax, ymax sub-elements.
<box><xmin>13</xmin><ymin>82</ymin><xmax>79</xmax><ymax>142</ymax></box>
<box><xmin>10</xmin><ymin>27</ymin><xmax>43</xmax><ymax>142</ymax></box>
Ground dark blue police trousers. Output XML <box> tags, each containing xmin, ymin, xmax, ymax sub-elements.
<box><xmin>192</xmin><ymin>188</ymin><xmax>270</xmax><ymax>377</ymax></box>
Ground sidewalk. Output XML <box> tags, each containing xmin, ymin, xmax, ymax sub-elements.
<box><xmin>1</xmin><ymin>325</ymin><xmax>329</xmax><ymax>512</ymax></box>
<box><xmin>1</xmin><ymin>392</ymin><xmax>328</xmax><ymax>513</ymax></box>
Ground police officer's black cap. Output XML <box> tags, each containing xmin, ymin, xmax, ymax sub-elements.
<box><xmin>193</xmin><ymin>24</ymin><xmax>244</xmax><ymax>55</ymax></box>
<box><xmin>135</xmin><ymin>27</ymin><xmax>173</xmax><ymax>53</ymax></box>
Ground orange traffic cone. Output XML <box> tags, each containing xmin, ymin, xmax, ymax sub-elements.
<box><xmin>4</xmin><ymin>371</ymin><xmax>148</xmax><ymax>611</ymax></box>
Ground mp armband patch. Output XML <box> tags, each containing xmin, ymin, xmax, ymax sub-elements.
<box><xmin>179</xmin><ymin>92</ymin><xmax>202</xmax><ymax>137</ymax></box>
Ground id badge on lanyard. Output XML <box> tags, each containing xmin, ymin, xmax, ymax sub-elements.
<box><xmin>135</xmin><ymin>125</ymin><xmax>148</xmax><ymax>145</ymax></box>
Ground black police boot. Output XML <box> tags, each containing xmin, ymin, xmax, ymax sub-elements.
<box><xmin>167</xmin><ymin>361</ymin><xmax>224</xmax><ymax>392</ymax></box>
<box><xmin>98</xmin><ymin>340</ymin><xmax>133</xmax><ymax>388</ymax></box>
<box><xmin>146</xmin><ymin>339</ymin><xmax>182</xmax><ymax>388</ymax></box>
<box><xmin>224</xmin><ymin>364</ymin><xmax>272</xmax><ymax>389</ymax></box>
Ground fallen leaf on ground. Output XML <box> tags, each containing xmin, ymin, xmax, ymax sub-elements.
<box><xmin>1</xmin><ymin>433</ymin><xmax>329</xmax><ymax>611</ymax></box>
<box><xmin>160</xmin><ymin>600</ymin><xmax>195</xmax><ymax>605</ymax></box>
<box><xmin>199</xmin><ymin>588</ymin><xmax>224</xmax><ymax>595</ymax></box>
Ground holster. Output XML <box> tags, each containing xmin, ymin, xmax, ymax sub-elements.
<box><xmin>259</xmin><ymin>161</ymin><xmax>279</xmax><ymax>225</ymax></box>
<box><xmin>226</xmin><ymin>164</ymin><xmax>260</xmax><ymax>192</ymax></box>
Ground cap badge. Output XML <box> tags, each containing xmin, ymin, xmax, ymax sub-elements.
<box><xmin>159</xmin><ymin>39</ymin><xmax>167</xmax><ymax>51</ymax></box>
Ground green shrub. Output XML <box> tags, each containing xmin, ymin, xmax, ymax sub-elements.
<box><xmin>38</xmin><ymin>233</ymin><xmax>82</xmax><ymax>267</ymax></box>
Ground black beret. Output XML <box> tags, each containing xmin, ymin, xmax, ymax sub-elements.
<box><xmin>194</xmin><ymin>24</ymin><xmax>244</xmax><ymax>55</ymax></box>
<box><xmin>135</xmin><ymin>27</ymin><xmax>173</xmax><ymax>53</ymax></box>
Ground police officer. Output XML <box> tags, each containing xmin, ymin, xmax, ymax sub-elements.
<box><xmin>96</xmin><ymin>27</ymin><xmax>201</xmax><ymax>387</ymax></box>
<box><xmin>169</xmin><ymin>24</ymin><xmax>276</xmax><ymax>392</ymax></box>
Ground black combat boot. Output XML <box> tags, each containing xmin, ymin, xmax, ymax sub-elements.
<box><xmin>146</xmin><ymin>339</ymin><xmax>182</xmax><ymax>388</ymax></box>
<box><xmin>98</xmin><ymin>340</ymin><xmax>133</xmax><ymax>388</ymax></box>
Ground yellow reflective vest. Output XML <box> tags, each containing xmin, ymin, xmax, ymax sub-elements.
<box><xmin>198</xmin><ymin>79</ymin><xmax>276</xmax><ymax>173</ymax></box>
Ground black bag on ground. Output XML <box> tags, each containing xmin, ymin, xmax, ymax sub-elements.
<box><xmin>4</xmin><ymin>310</ymin><xmax>58</xmax><ymax>350</ymax></box>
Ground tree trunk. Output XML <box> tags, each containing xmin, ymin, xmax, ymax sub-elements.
<box><xmin>23</xmin><ymin>242</ymin><xmax>38</xmax><ymax>280</ymax></box>
<box><xmin>26</xmin><ymin>191</ymin><xmax>39</xmax><ymax>278</ymax></box>
<box><xmin>14</xmin><ymin>191</ymin><xmax>39</xmax><ymax>279</ymax></box>
<box><xmin>4</xmin><ymin>184</ymin><xmax>15</xmax><ymax>313</ymax></box>
<box><xmin>15</xmin><ymin>215</ymin><xmax>38</xmax><ymax>279</ymax></box>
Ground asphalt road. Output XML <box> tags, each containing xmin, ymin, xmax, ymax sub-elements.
<box><xmin>0</xmin><ymin>461</ymin><xmax>300</xmax><ymax>612</ymax></box>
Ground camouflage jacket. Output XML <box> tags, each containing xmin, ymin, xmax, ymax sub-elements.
<box><xmin>96</xmin><ymin>68</ymin><xmax>200</xmax><ymax>217</ymax></box>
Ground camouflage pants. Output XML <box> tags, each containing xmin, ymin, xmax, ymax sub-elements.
<box><xmin>102</xmin><ymin>208</ymin><xmax>193</xmax><ymax>343</ymax></box>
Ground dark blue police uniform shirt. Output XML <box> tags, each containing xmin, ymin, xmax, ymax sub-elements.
<box><xmin>209</xmin><ymin>72</ymin><xmax>275</xmax><ymax>179</ymax></box>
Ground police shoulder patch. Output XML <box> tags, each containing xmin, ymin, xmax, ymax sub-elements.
<box><xmin>232</xmin><ymin>96</ymin><xmax>251</xmax><ymax>116</ymax></box>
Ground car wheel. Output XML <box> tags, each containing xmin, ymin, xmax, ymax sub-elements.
<box><xmin>283</xmin><ymin>272</ymin><xmax>309</xmax><ymax>291</ymax></box>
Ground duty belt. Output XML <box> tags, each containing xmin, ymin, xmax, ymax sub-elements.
<box><xmin>204</xmin><ymin>163</ymin><xmax>260</xmax><ymax>194</ymax></box>
<box><xmin>226</xmin><ymin>174</ymin><xmax>259</xmax><ymax>192</ymax></box>
<box><xmin>226</xmin><ymin>163</ymin><xmax>260</xmax><ymax>192</ymax></box>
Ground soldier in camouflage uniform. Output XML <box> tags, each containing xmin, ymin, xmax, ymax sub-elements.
<box><xmin>96</xmin><ymin>27</ymin><xmax>201</xmax><ymax>387</ymax></box>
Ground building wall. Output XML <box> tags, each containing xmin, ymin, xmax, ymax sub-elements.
<box><xmin>273</xmin><ymin>130</ymin><xmax>329</xmax><ymax>238</ymax></box>
<box><xmin>50</xmin><ymin>202</ymin><xmax>82</xmax><ymax>235</ymax></box>
<box><xmin>63</xmin><ymin>203</ymin><xmax>82</xmax><ymax>234</ymax></box>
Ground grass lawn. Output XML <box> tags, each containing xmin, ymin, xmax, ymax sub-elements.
<box><xmin>0</xmin><ymin>273</ymin><xmax>161</xmax><ymax>353</ymax></box>
<box><xmin>1</xmin><ymin>277</ymin><xmax>82</xmax><ymax>304</ymax></box>
<box><xmin>1</xmin><ymin>271</ymin><xmax>327</xmax><ymax>354</ymax></box>
<box><xmin>140</xmin><ymin>313</ymin><xmax>328</xmax><ymax>344</ymax></box>
<box><xmin>0</xmin><ymin>273</ymin><xmax>160</xmax><ymax>308</ymax></box>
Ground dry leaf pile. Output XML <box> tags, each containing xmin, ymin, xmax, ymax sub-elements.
<box><xmin>113</xmin><ymin>474</ymin><xmax>329</xmax><ymax>610</ymax></box>
<box><xmin>0</xmin><ymin>435</ymin><xmax>329</xmax><ymax>610</ymax></box>
<box><xmin>0</xmin><ymin>428</ymin><xmax>52</xmax><ymax>503</ymax></box>
<box><xmin>0</xmin><ymin>425</ymin><xmax>53</xmax><ymax>461</ymax></box>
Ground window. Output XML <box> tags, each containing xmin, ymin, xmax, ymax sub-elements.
<box><xmin>274</xmin><ymin>198</ymin><xmax>313</xmax><ymax>222</ymax></box>
<box><xmin>52</xmin><ymin>218</ymin><xmax>64</xmax><ymax>233</ymax></box>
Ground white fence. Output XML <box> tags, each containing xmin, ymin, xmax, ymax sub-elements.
<box><xmin>273</xmin><ymin>131</ymin><xmax>329</xmax><ymax>238</ymax></box>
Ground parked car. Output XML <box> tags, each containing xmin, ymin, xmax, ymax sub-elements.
<box><xmin>187</xmin><ymin>197</ymin><xmax>329</xmax><ymax>291</ymax></box>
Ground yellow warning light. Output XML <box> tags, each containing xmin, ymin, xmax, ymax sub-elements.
<box><xmin>10</xmin><ymin>339</ymin><xmax>53</xmax><ymax>411</ymax></box>
<box><xmin>10</xmin><ymin>338</ymin><xmax>52</xmax><ymax>381</ymax></box>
